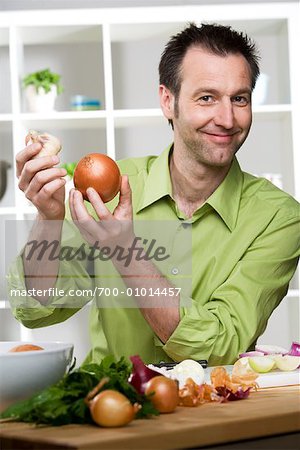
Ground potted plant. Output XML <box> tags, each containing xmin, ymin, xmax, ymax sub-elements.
<box><xmin>22</xmin><ymin>68</ymin><xmax>63</xmax><ymax>113</ymax></box>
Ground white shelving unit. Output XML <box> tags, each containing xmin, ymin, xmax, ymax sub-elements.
<box><xmin>0</xmin><ymin>3</ymin><xmax>299</xmax><ymax>360</ymax></box>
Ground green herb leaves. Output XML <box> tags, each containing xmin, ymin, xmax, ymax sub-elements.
<box><xmin>22</xmin><ymin>68</ymin><xmax>63</xmax><ymax>95</ymax></box>
<box><xmin>0</xmin><ymin>356</ymin><xmax>158</xmax><ymax>426</ymax></box>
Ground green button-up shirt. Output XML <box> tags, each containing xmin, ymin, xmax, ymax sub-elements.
<box><xmin>8</xmin><ymin>145</ymin><xmax>300</xmax><ymax>365</ymax></box>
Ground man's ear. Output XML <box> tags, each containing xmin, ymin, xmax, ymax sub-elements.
<box><xmin>159</xmin><ymin>85</ymin><xmax>175</xmax><ymax>120</ymax></box>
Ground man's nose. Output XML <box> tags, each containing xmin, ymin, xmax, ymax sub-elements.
<box><xmin>214</xmin><ymin>99</ymin><xmax>234</xmax><ymax>129</ymax></box>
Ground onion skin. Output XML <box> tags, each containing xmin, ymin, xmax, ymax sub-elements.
<box><xmin>216</xmin><ymin>386</ymin><xmax>251</xmax><ymax>401</ymax></box>
<box><xmin>25</xmin><ymin>130</ymin><xmax>62</xmax><ymax>158</ymax></box>
<box><xmin>73</xmin><ymin>153</ymin><xmax>121</xmax><ymax>203</ymax></box>
<box><xmin>239</xmin><ymin>351</ymin><xmax>265</xmax><ymax>358</ymax></box>
<box><xmin>288</xmin><ymin>341</ymin><xmax>300</xmax><ymax>357</ymax></box>
<box><xmin>89</xmin><ymin>390</ymin><xmax>136</xmax><ymax>427</ymax></box>
<box><xmin>145</xmin><ymin>376</ymin><xmax>179</xmax><ymax>413</ymax></box>
<box><xmin>9</xmin><ymin>344</ymin><xmax>44</xmax><ymax>352</ymax></box>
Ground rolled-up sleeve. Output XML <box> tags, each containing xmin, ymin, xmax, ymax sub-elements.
<box><xmin>163</xmin><ymin>211</ymin><xmax>300</xmax><ymax>365</ymax></box>
<box><xmin>6</xmin><ymin>219</ymin><xmax>95</xmax><ymax>329</ymax></box>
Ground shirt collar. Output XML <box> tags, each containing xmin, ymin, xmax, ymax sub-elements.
<box><xmin>136</xmin><ymin>144</ymin><xmax>173</xmax><ymax>213</ymax></box>
<box><xmin>206</xmin><ymin>157</ymin><xmax>244</xmax><ymax>231</ymax></box>
<box><xmin>136</xmin><ymin>144</ymin><xmax>244</xmax><ymax>232</ymax></box>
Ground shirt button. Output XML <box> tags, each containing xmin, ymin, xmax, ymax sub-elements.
<box><xmin>171</xmin><ymin>267</ymin><xmax>179</xmax><ymax>275</ymax></box>
<box><xmin>182</xmin><ymin>222</ymin><xmax>192</xmax><ymax>229</ymax></box>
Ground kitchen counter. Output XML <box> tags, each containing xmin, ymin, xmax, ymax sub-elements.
<box><xmin>0</xmin><ymin>386</ymin><xmax>299</xmax><ymax>450</ymax></box>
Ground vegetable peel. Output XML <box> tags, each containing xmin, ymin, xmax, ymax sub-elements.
<box><xmin>178</xmin><ymin>366</ymin><xmax>258</xmax><ymax>407</ymax></box>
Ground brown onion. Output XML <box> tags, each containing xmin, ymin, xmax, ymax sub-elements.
<box><xmin>9</xmin><ymin>344</ymin><xmax>44</xmax><ymax>352</ymax></box>
<box><xmin>89</xmin><ymin>389</ymin><xmax>136</xmax><ymax>427</ymax></box>
<box><xmin>73</xmin><ymin>153</ymin><xmax>121</xmax><ymax>203</ymax></box>
<box><xmin>128</xmin><ymin>354</ymin><xmax>162</xmax><ymax>394</ymax></box>
<box><xmin>145</xmin><ymin>376</ymin><xmax>179</xmax><ymax>413</ymax></box>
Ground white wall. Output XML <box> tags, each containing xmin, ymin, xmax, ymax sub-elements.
<box><xmin>1</xmin><ymin>0</ymin><xmax>298</xmax><ymax>11</ymax></box>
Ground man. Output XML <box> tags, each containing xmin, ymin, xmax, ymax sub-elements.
<box><xmin>8</xmin><ymin>24</ymin><xmax>299</xmax><ymax>365</ymax></box>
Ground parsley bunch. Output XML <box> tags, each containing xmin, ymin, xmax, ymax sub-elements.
<box><xmin>0</xmin><ymin>356</ymin><xmax>158</xmax><ymax>425</ymax></box>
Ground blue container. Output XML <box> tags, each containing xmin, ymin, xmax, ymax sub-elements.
<box><xmin>71</xmin><ymin>95</ymin><xmax>101</xmax><ymax>111</ymax></box>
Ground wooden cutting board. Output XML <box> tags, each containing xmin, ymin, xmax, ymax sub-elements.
<box><xmin>204</xmin><ymin>366</ymin><xmax>300</xmax><ymax>388</ymax></box>
<box><xmin>0</xmin><ymin>386</ymin><xmax>299</xmax><ymax>450</ymax></box>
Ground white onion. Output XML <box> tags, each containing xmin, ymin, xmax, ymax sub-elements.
<box><xmin>170</xmin><ymin>359</ymin><xmax>205</xmax><ymax>388</ymax></box>
<box><xmin>148</xmin><ymin>360</ymin><xmax>205</xmax><ymax>388</ymax></box>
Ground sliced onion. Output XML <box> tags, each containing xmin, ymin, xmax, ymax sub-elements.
<box><xmin>248</xmin><ymin>356</ymin><xmax>275</xmax><ymax>373</ymax></box>
<box><xmin>239</xmin><ymin>351</ymin><xmax>264</xmax><ymax>358</ymax></box>
<box><xmin>255</xmin><ymin>344</ymin><xmax>289</xmax><ymax>355</ymax></box>
<box><xmin>272</xmin><ymin>355</ymin><xmax>300</xmax><ymax>371</ymax></box>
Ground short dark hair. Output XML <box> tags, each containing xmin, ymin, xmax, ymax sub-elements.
<box><xmin>159</xmin><ymin>23</ymin><xmax>260</xmax><ymax>125</ymax></box>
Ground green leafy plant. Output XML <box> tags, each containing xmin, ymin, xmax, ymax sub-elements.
<box><xmin>60</xmin><ymin>162</ymin><xmax>77</xmax><ymax>178</ymax></box>
<box><xmin>22</xmin><ymin>68</ymin><xmax>63</xmax><ymax>94</ymax></box>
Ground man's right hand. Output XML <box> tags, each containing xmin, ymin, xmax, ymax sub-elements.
<box><xmin>16</xmin><ymin>142</ymin><xmax>67</xmax><ymax>220</ymax></box>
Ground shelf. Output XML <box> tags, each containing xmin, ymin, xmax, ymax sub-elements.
<box><xmin>252</xmin><ymin>105</ymin><xmax>292</xmax><ymax>124</ymax></box>
<box><xmin>0</xmin><ymin>301</ymin><xmax>9</xmax><ymax>310</ymax></box>
<box><xmin>253</xmin><ymin>104</ymin><xmax>292</xmax><ymax>115</ymax></box>
<box><xmin>21</xmin><ymin>33</ymin><xmax>105</xmax><ymax>112</ymax></box>
<box><xmin>1</xmin><ymin>106</ymin><xmax>293</xmax><ymax>129</ymax></box>
<box><xmin>19</xmin><ymin>25</ymin><xmax>102</xmax><ymax>45</ymax></box>
<box><xmin>20</xmin><ymin>111</ymin><xmax>107</xmax><ymax>130</ymax></box>
<box><xmin>0</xmin><ymin>114</ymin><xmax>13</xmax><ymax>121</ymax></box>
<box><xmin>0</xmin><ymin>207</ymin><xmax>17</xmax><ymax>216</ymax></box>
<box><xmin>114</xmin><ymin>109</ymin><xmax>164</xmax><ymax>127</ymax></box>
<box><xmin>0</xmin><ymin>2</ymin><xmax>298</xmax><ymax>353</ymax></box>
<box><xmin>0</xmin><ymin>27</ymin><xmax>9</xmax><ymax>46</ymax></box>
<box><xmin>113</xmin><ymin>105</ymin><xmax>293</xmax><ymax>126</ymax></box>
<box><xmin>286</xmin><ymin>290</ymin><xmax>300</xmax><ymax>299</ymax></box>
<box><xmin>0</xmin><ymin>116</ymin><xmax>13</xmax><ymax>132</ymax></box>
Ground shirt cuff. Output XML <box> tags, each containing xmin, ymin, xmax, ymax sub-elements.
<box><xmin>7</xmin><ymin>254</ymin><xmax>94</xmax><ymax>322</ymax></box>
<box><xmin>162</xmin><ymin>295</ymin><xmax>219</xmax><ymax>363</ymax></box>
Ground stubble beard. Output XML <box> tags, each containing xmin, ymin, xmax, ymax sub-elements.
<box><xmin>180</xmin><ymin>125</ymin><xmax>251</xmax><ymax>168</ymax></box>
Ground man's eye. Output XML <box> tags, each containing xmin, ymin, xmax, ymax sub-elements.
<box><xmin>199</xmin><ymin>95</ymin><xmax>214</xmax><ymax>103</ymax></box>
<box><xmin>233</xmin><ymin>96</ymin><xmax>249</xmax><ymax>105</ymax></box>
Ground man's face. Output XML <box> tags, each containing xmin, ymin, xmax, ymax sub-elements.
<box><xmin>165</xmin><ymin>46</ymin><xmax>253</xmax><ymax>168</ymax></box>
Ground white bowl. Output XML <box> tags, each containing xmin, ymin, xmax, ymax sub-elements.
<box><xmin>0</xmin><ymin>341</ymin><xmax>74</xmax><ymax>412</ymax></box>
